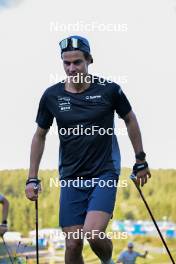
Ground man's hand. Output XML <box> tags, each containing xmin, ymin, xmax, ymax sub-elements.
<box><xmin>0</xmin><ymin>224</ymin><xmax>8</xmax><ymax>236</ymax></box>
<box><xmin>136</xmin><ymin>167</ymin><xmax>151</xmax><ymax>187</ymax></box>
<box><xmin>25</xmin><ymin>183</ymin><xmax>41</xmax><ymax>201</ymax></box>
<box><xmin>132</xmin><ymin>161</ymin><xmax>151</xmax><ymax>188</ymax></box>
<box><xmin>123</xmin><ymin>111</ymin><xmax>152</xmax><ymax>188</ymax></box>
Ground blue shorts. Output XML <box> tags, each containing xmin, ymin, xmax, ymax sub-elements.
<box><xmin>59</xmin><ymin>172</ymin><xmax>119</xmax><ymax>228</ymax></box>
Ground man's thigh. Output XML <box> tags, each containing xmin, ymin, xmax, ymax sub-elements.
<box><xmin>83</xmin><ymin>211</ymin><xmax>111</xmax><ymax>234</ymax></box>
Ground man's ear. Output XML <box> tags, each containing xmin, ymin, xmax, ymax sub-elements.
<box><xmin>87</xmin><ymin>55</ymin><xmax>93</xmax><ymax>65</ymax></box>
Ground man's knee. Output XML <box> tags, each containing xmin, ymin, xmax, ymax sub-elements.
<box><xmin>66</xmin><ymin>239</ymin><xmax>83</xmax><ymax>254</ymax></box>
<box><xmin>83</xmin><ymin>227</ymin><xmax>112</xmax><ymax>247</ymax></box>
<box><xmin>83</xmin><ymin>227</ymin><xmax>102</xmax><ymax>243</ymax></box>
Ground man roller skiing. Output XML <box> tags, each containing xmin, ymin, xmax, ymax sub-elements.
<box><xmin>25</xmin><ymin>35</ymin><xmax>151</xmax><ymax>264</ymax></box>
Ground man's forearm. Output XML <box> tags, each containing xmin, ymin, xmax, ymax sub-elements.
<box><xmin>142</xmin><ymin>251</ymin><xmax>148</xmax><ymax>258</ymax></box>
<box><xmin>28</xmin><ymin>133</ymin><xmax>46</xmax><ymax>178</ymax></box>
<box><xmin>124</xmin><ymin>111</ymin><xmax>144</xmax><ymax>158</ymax></box>
<box><xmin>124</xmin><ymin>111</ymin><xmax>150</xmax><ymax>187</ymax></box>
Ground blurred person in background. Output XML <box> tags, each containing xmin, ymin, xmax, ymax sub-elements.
<box><xmin>0</xmin><ymin>194</ymin><xmax>9</xmax><ymax>236</ymax></box>
<box><xmin>117</xmin><ymin>242</ymin><xmax>148</xmax><ymax>264</ymax></box>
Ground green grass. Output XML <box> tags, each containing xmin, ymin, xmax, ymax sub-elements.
<box><xmin>1</xmin><ymin>237</ymin><xmax>176</xmax><ymax>264</ymax></box>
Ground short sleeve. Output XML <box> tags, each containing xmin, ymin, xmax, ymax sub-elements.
<box><xmin>36</xmin><ymin>92</ymin><xmax>54</xmax><ymax>129</ymax></box>
<box><xmin>112</xmin><ymin>84</ymin><xmax>132</xmax><ymax>118</ymax></box>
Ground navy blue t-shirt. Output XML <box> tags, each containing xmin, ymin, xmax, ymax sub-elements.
<box><xmin>36</xmin><ymin>76</ymin><xmax>132</xmax><ymax>179</ymax></box>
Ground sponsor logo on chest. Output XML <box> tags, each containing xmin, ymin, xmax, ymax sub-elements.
<box><xmin>57</xmin><ymin>96</ymin><xmax>71</xmax><ymax>112</ymax></box>
<box><xmin>85</xmin><ymin>95</ymin><xmax>102</xmax><ymax>100</ymax></box>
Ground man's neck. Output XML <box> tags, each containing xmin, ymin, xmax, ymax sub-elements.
<box><xmin>65</xmin><ymin>74</ymin><xmax>91</xmax><ymax>93</ymax></box>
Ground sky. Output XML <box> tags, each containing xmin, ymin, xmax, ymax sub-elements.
<box><xmin>0</xmin><ymin>0</ymin><xmax>176</xmax><ymax>170</ymax></box>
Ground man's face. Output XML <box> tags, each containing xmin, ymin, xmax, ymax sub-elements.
<box><xmin>128</xmin><ymin>246</ymin><xmax>133</xmax><ymax>252</ymax></box>
<box><xmin>62</xmin><ymin>50</ymin><xmax>90</xmax><ymax>82</ymax></box>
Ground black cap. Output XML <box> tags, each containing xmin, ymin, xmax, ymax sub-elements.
<box><xmin>59</xmin><ymin>35</ymin><xmax>93</xmax><ymax>63</ymax></box>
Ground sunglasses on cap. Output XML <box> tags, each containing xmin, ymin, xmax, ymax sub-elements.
<box><xmin>60</xmin><ymin>37</ymin><xmax>79</xmax><ymax>49</ymax></box>
<box><xmin>59</xmin><ymin>36</ymin><xmax>93</xmax><ymax>63</ymax></box>
<box><xmin>59</xmin><ymin>37</ymin><xmax>90</xmax><ymax>52</ymax></box>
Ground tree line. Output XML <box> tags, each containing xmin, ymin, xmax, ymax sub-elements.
<box><xmin>0</xmin><ymin>168</ymin><xmax>175</xmax><ymax>235</ymax></box>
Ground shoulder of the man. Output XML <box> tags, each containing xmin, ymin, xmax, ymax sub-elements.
<box><xmin>93</xmin><ymin>75</ymin><xmax>121</xmax><ymax>88</ymax></box>
<box><xmin>92</xmin><ymin>76</ymin><xmax>122</xmax><ymax>98</ymax></box>
<box><xmin>134</xmin><ymin>251</ymin><xmax>141</xmax><ymax>256</ymax></box>
<box><xmin>120</xmin><ymin>250</ymin><xmax>128</xmax><ymax>256</ymax></box>
<box><xmin>43</xmin><ymin>81</ymin><xmax>63</xmax><ymax>97</ymax></box>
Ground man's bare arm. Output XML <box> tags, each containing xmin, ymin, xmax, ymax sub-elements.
<box><xmin>25</xmin><ymin>126</ymin><xmax>49</xmax><ymax>201</ymax></box>
<box><xmin>123</xmin><ymin>110</ymin><xmax>151</xmax><ymax>186</ymax></box>
<box><xmin>123</xmin><ymin>110</ymin><xmax>144</xmax><ymax>158</ymax></box>
<box><xmin>28</xmin><ymin>126</ymin><xmax>49</xmax><ymax>179</ymax></box>
<box><xmin>139</xmin><ymin>251</ymin><xmax>148</xmax><ymax>258</ymax></box>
